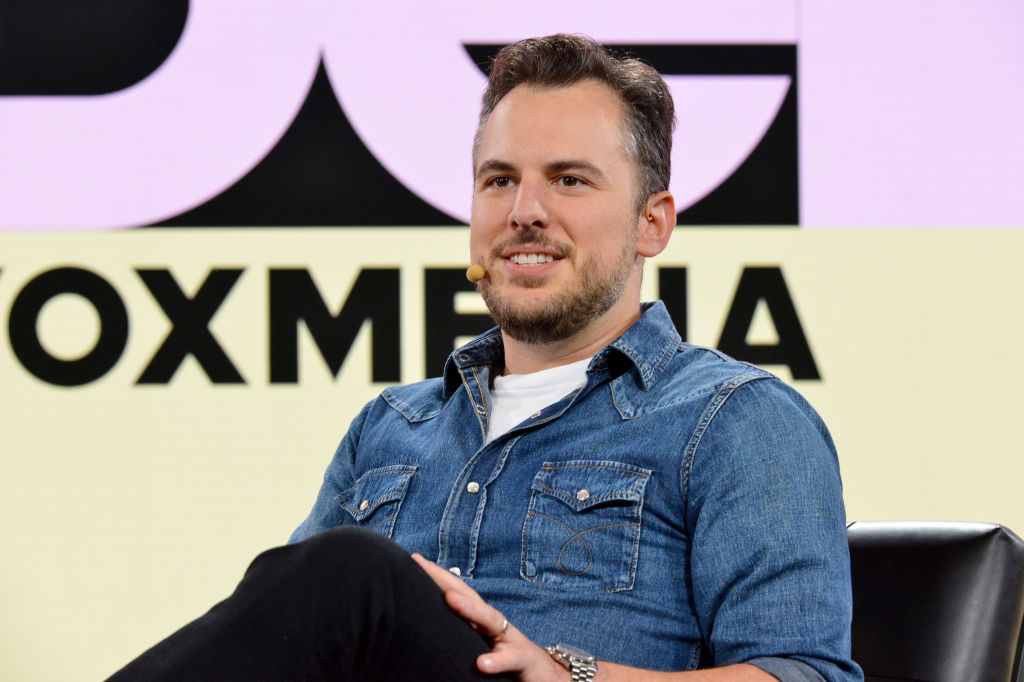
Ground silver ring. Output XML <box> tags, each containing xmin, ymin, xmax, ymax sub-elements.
<box><xmin>501</xmin><ymin>618</ymin><xmax>509</xmax><ymax>635</ymax></box>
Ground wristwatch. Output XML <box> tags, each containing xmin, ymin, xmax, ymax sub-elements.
<box><xmin>545</xmin><ymin>643</ymin><xmax>598</xmax><ymax>681</ymax></box>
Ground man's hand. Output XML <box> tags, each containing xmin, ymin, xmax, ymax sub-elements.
<box><xmin>411</xmin><ymin>553</ymin><xmax>776</xmax><ymax>682</ymax></box>
<box><xmin>411</xmin><ymin>553</ymin><xmax>569</xmax><ymax>681</ymax></box>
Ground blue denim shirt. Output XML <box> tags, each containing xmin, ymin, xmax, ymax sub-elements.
<box><xmin>292</xmin><ymin>302</ymin><xmax>862</xmax><ymax>681</ymax></box>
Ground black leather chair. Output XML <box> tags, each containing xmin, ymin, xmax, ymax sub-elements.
<box><xmin>848</xmin><ymin>521</ymin><xmax>1024</xmax><ymax>682</ymax></box>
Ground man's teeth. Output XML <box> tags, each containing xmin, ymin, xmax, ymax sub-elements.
<box><xmin>510</xmin><ymin>253</ymin><xmax>555</xmax><ymax>266</ymax></box>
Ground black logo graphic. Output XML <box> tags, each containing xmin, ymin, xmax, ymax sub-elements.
<box><xmin>164</xmin><ymin>44</ymin><xmax>799</xmax><ymax>227</ymax></box>
<box><xmin>1</xmin><ymin>4</ymin><xmax>798</xmax><ymax>226</ymax></box>
<box><xmin>0</xmin><ymin>1</ymin><xmax>188</xmax><ymax>96</ymax></box>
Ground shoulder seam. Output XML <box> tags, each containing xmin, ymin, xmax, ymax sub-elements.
<box><xmin>680</xmin><ymin>373</ymin><xmax>772</xmax><ymax>512</ymax></box>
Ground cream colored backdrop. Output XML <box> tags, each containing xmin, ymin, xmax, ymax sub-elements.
<box><xmin>1</xmin><ymin>228</ymin><xmax>1022</xmax><ymax>680</ymax></box>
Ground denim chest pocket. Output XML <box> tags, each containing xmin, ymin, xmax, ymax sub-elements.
<box><xmin>338</xmin><ymin>465</ymin><xmax>418</xmax><ymax>538</ymax></box>
<box><xmin>521</xmin><ymin>460</ymin><xmax>652</xmax><ymax>592</ymax></box>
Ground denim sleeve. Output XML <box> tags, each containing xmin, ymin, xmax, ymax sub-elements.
<box><xmin>748</xmin><ymin>656</ymin><xmax>826</xmax><ymax>681</ymax></box>
<box><xmin>684</xmin><ymin>378</ymin><xmax>862</xmax><ymax>682</ymax></box>
<box><xmin>288</xmin><ymin>399</ymin><xmax>374</xmax><ymax>543</ymax></box>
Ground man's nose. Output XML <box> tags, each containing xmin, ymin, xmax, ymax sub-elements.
<box><xmin>508</xmin><ymin>178</ymin><xmax>548</xmax><ymax>229</ymax></box>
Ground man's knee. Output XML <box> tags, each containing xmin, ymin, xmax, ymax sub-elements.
<box><xmin>298</xmin><ymin>526</ymin><xmax>409</xmax><ymax>568</ymax></box>
<box><xmin>250</xmin><ymin>527</ymin><xmax>418</xmax><ymax>595</ymax></box>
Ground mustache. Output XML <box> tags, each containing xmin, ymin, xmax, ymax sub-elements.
<box><xmin>489</xmin><ymin>230</ymin><xmax>573</xmax><ymax>260</ymax></box>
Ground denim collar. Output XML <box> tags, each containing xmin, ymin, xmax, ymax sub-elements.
<box><xmin>441</xmin><ymin>301</ymin><xmax>681</xmax><ymax>399</ymax></box>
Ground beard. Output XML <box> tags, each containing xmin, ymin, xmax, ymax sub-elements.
<box><xmin>479</xmin><ymin>229</ymin><xmax>639</xmax><ymax>345</ymax></box>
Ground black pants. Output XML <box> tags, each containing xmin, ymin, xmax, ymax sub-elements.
<box><xmin>107</xmin><ymin>527</ymin><xmax>515</xmax><ymax>681</ymax></box>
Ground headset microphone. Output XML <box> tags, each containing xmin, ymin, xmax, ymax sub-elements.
<box><xmin>466</xmin><ymin>264</ymin><xmax>486</xmax><ymax>282</ymax></box>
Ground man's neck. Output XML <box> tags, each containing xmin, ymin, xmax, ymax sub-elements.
<box><xmin>500</xmin><ymin>304</ymin><xmax>643</xmax><ymax>375</ymax></box>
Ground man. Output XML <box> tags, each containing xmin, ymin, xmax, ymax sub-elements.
<box><xmin>109</xmin><ymin>35</ymin><xmax>861</xmax><ymax>681</ymax></box>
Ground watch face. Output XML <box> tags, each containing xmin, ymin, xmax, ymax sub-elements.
<box><xmin>555</xmin><ymin>643</ymin><xmax>596</xmax><ymax>664</ymax></box>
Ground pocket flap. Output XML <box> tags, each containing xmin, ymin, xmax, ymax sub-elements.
<box><xmin>531</xmin><ymin>460</ymin><xmax>652</xmax><ymax>512</ymax></box>
<box><xmin>339</xmin><ymin>465</ymin><xmax>418</xmax><ymax>521</ymax></box>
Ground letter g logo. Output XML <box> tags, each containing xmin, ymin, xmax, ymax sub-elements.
<box><xmin>0</xmin><ymin>0</ymin><xmax>798</xmax><ymax>230</ymax></box>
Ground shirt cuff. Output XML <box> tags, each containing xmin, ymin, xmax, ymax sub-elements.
<box><xmin>745</xmin><ymin>657</ymin><xmax>827</xmax><ymax>682</ymax></box>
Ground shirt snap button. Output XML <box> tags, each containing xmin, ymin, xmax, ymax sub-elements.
<box><xmin>467</xmin><ymin>481</ymin><xmax>480</xmax><ymax>494</ymax></box>
<box><xmin>458</xmin><ymin>354</ymin><xmax>470</xmax><ymax>362</ymax></box>
<box><xmin>448</xmin><ymin>566</ymin><xmax>461</xmax><ymax>576</ymax></box>
<box><xmin>359</xmin><ymin>499</ymin><xmax>369</xmax><ymax>511</ymax></box>
<box><xmin>576</xmin><ymin>489</ymin><xmax>591</xmax><ymax>502</ymax></box>
<box><xmin>531</xmin><ymin>411</ymin><xmax>542</xmax><ymax>419</ymax></box>
<box><xmin>475</xmin><ymin>404</ymin><xmax>486</xmax><ymax>415</ymax></box>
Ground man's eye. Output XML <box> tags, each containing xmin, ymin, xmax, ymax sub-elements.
<box><xmin>489</xmin><ymin>176</ymin><xmax>511</xmax><ymax>188</ymax></box>
<box><xmin>558</xmin><ymin>176</ymin><xmax>582</xmax><ymax>187</ymax></box>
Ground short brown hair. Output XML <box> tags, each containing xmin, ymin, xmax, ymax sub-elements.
<box><xmin>474</xmin><ymin>34</ymin><xmax>675</xmax><ymax>212</ymax></box>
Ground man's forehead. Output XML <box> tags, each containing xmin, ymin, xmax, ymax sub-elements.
<box><xmin>475</xmin><ymin>80</ymin><xmax>630</xmax><ymax>171</ymax></box>
<box><xmin>487</xmin><ymin>80</ymin><xmax>626</xmax><ymax>129</ymax></box>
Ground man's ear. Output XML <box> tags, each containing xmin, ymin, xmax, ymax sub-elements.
<box><xmin>637</xmin><ymin>191</ymin><xmax>676</xmax><ymax>258</ymax></box>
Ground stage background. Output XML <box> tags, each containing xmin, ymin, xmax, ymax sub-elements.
<box><xmin>1</xmin><ymin>3</ymin><xmax>1022</xmax><ymax>680</ymax></box>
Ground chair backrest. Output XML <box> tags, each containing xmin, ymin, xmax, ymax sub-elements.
<box><xmin>848</xmin><ymin>521</ymin><xmax>1024</xmax><ymax>682</ymax></box>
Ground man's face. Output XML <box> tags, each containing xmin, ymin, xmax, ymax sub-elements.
<box><xmin>470</xmin><ymin>80</ymin><xmax>644</xmax><ymax>344</ymax></box>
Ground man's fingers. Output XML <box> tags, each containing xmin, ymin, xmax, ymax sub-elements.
<box><xmin>411</xmin><ymin>553</ymin><xmax>476</xmax><ymax>596</ymax></box>
<box><xmin>488</xmin><ymin>615</ymin><xmax>510</xmax><ymax>640</ymax></box>
<box><xmin>411</xmin><ymin>554</ymin><xmax>481</xmax><ymax>603</ymax></box>
<box><xmin>442</xmin><ymin>584</ymin><xmax>511</xmax><ymax>640</ymax></box>
<box><xmin>410</xmin><ymin>553</ymin><xmax>463</xmax><ymax>591</ymax></box>
<box><xmin>477</xmin><ymin>646</ymin><xmax>530</xmax><ymax>675</ymax></box>
<box><xmin>465</xmin><ymin>602</ymin><xmax>510</xmax><ymax>640</ymax></box>
<box><xmin>411</xmin><ymin>553</ymin><xmax>512</xmax><ymax>641</ymax></box>
<box><xmin>410</xmin><ymin>555</ymin><xmax>559</xmax><ymax>679</ymax></box>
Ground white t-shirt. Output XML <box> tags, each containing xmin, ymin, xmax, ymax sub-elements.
<box><xmin>485</xmin><ymin>357</ymin><xmax>591</xmax><ymax>444</ymax></box>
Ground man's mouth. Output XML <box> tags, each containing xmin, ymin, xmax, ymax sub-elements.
<box><xmin>508</xmin><ymin>253</ymin><xmax>556</xmax><ymax>266</ymax></box>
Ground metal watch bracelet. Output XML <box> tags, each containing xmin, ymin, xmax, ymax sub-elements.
<box><xmin>545</xmin><ymin>643</ymin><xmax>598</xmax><ymax>682</ymax></box>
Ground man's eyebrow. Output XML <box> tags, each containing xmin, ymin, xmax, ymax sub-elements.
<box><xmin>476</xmin><ymin>160</ymin><xmax>516</xmax><ymax>178</ymax></box>
<box><xmin>545</xmin><ymin>160</ymin><xmax>606</xmax><ymax>181</ymax></box>
<box><xmin>475</xmin><ymin>159</ymin><xmax>608</xmax><ymax>182</ymax></box>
